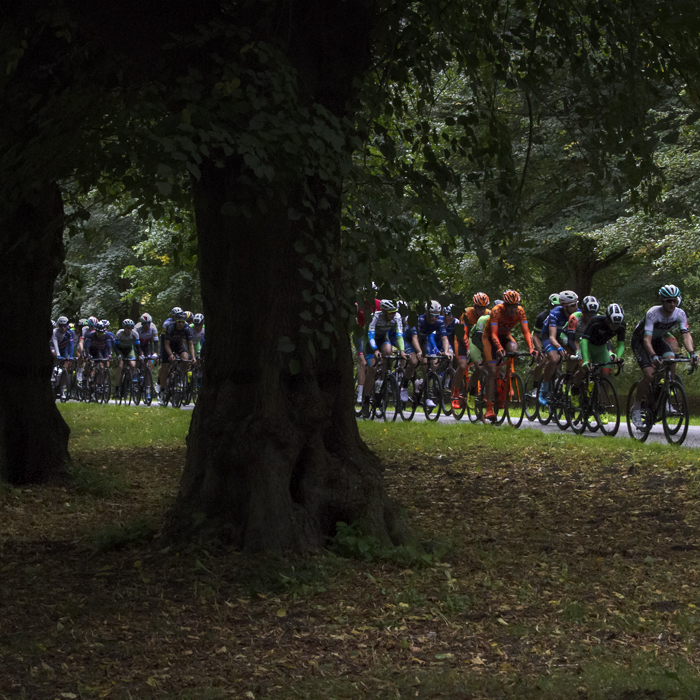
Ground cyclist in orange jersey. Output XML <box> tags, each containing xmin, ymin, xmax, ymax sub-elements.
<box><xmin>482</xmin><ymin>290</ymin><xmax>537</xmax><ymax>421</ymax></box>
<box><xmin>451</xmin><ymin>292</ymin><xmax>490</xmax><ymax>410</ymax></box>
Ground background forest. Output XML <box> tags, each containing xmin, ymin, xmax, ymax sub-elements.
<box><xmin>54</xmin><ymin>65</ymin><xmax>700</xmax><ymax>335</ymax></box>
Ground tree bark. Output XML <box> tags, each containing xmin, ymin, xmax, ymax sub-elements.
<box><xmin>165</xmin><ymin>0</ymin><xmax>408</xmax><ymax>552</ymax></box>
<box><xmin>0</xmin><ymin>184</ymin><xmax>71</xmax><ymax>484</ymax></box>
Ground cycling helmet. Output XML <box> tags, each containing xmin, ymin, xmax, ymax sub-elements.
<box><xmin>426</xmin><ymin>300</ymin><xmax>442</xmax><ymax>315</ymax></box>
<box><xmin>171</xmin><ymin>306</ymin><xmax>183</xmax><ymax>317</ymax></box>
<box><xmin>185</xmin><ymin>310</ymin><xmax>194</xmax><ymax>322</ymax></box>
<box><xmin>78</xmin><ymin>318</ymin><xmax>88</xmax><ymax>326</ymax></box>
<box><xmin>473</xmin><ymin>292</ymin><xmax>490</xmax><ymax>307</ymax></box>
<box><xmin>502</xmin><ymin>290</ymin><xmax>521</xmax><ymax>305</ymax></box>
<box><xmin>123</xmin><ymin>318</ymin><xmax>135</xmax><ymax>328</ymax></box>
<box><xmin>174</xmin><ymin>310</ymin><xmax>187</xmax><ymax>320</ymax></box>
<box><xmin>140</xmin><ymin>313</ymin><xmax>152</xmax><ymax>324</ymax></box>
<box><xmin>193</xmin><ymin>313</ymin><xmax>204</xmax><ymax>324</ymax></box>
<box><xmin>606</xmin><ymin>303</ymin><xmax>624</xmax><ymax>324</ymax></box>
<box><xmin>548</xmin><ymin>293</ymin><xmax>560</xmax><ymax>306</ymax></box>
<box><xmin>581</xmin><ymin>296</ymin><xmax>600</xmax><ymax>313</ymax></box>
<box><xmin>57</xmin><ymin>315</ymin><xmax>69</xmax><ymax>326</ymax></box>
<box><xmin>94</xmin><ymin>322</ymin><xmax>106</xmax><ymax>332</ymax></box>
<box><xmin>443</xmin><ymin>304</ymin><xmax>454</xmax><ymax>316</ymax></box>
<box><xmin>558</xmin><ymin>290</ymin><xmax>578</xmax><ymax>305</ymax></box>
<box><xmin>88</xmin><ymin>316</ymin><xmax>99</xmax><ymax>328</ymax></box>
<box><xmin>494</xmin><ymin>299</ymin><xmax>503</xmax><ymax>306</ymax></box>
<box><xmin>659</xmin><ymin>284</ymin><xmax>680</xmax><ymax>300</ymax></box>
<box><xmin>380</xmin><ymin>299</ymin><xmax>398</xmax><ymax>312</ymax></box>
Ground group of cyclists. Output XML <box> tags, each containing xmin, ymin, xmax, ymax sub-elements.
<box><xmin>355</xmin><ymin>284</ymin><xmax>699</xmax><ymax>432</ymax></box>
<box><xmin>50</xmin><ymin>307</ymin><xmax>205</xmax><ymax>405</ymax></box>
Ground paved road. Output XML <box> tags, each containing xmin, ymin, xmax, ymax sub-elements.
<box><xmin>365</xmin><ymin>407</ymin><xmax>700</xmax><ymax>448</ymax></box>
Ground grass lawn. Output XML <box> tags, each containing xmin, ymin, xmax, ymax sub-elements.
<box><xmin>2</xmin><ymin>406</ymin><xmax>700</xmax><ymax>698</ymax></box>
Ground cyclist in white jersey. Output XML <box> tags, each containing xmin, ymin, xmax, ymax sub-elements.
<box><xmin>630</xmin><ymin>284</ymin><xmax>698</xmax><ymax>426</ymax></box>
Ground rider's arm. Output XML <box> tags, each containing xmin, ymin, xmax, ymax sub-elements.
<box><xmin>164</xmin><ymin>339</ymin><xmax>172</xmax><ymax>358</ymax></box>
<box><xmin>580</xmin><ymin>338</ymin><xmax>590</xmax><ymax>365</ymax></box>
<box><xmin>67</xmin><ymin>333</ymin><xmax>75</xmax><ymax>358</ymax></box>
<box><xmin>548</xmin><ymin>325</ymin><xmax>562</xmax><ymax>350</ymax></box>
<box><xmin>519</xmin><ymin>315</ymin><xmax>534</xmax><ymax>353</ymax></box>
<box><xmin>682</xmin><ymin>331</ymin><xmax>695</xmax><ymax>355</ymax></box>
<box><xmin>394</xmin><ymin>315</ymin><xmax>405</xmax><ymax>353</ymax></box>
<box><xmin>188</xmin><ymin>340</ymin><xmax>195</xmax><ymax>359</ymax></box>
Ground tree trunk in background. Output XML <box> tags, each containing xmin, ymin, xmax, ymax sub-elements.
<box><xmin>165</xmin><ymin>0</ymin><xmax>408</xmax><ymax>551</ymax></box>
<box><xmin>0</xmin><ymin>184</ymin><xmax>70</xmax><ymax>484</ymax></box>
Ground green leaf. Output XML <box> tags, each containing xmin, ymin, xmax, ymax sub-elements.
<box><xmin>277</xmin><ymin>336</ymin><xmax>295</xmax><ymax>353</ymax></box>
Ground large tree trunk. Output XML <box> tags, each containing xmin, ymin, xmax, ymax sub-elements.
<box><xmin>0</xmin><ymin>184</ymin><xmax>71</xmax><ymax>484</ymax></box>
<box><xmin>165</xmin><ymin>162</ymin><xmax>406</xmax><ymax>552</ymax></box>
<box><xmin>165</xmin><ymin>0</ymin><xmax>407</xmax><ymax>552</ymax></box>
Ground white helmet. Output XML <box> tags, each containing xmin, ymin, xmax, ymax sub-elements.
<box><xmin>606</xmin><ymin>303</ymin><xmax>624</xmax><ymax>324</ymax></box>
<box><xmin>380</xmin><ymin>299</ymin><xmax>398</xmax><ymax>312</ymax></box>
<box><xmin>426</xmin><ymin>300</ymin><xmax>442</xmax><ymax>315</ymax></box>
<box><xmin>558</xmin><ymin>290</ymin><xmax>578</xmax><ymax>305</ymax></box>
<box><xmin>582</xmin><ymin>296</ymin><xmax>599</xmax><ymax>313</ymax></box>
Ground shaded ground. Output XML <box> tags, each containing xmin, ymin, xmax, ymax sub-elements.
<box><xmin>2</xmin><ymin>434</ymin><xmax>700</xmax><ymax>699</ymax></box>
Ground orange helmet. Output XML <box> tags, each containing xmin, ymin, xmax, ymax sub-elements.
<box><xmin>502</xmin><ymin>290</ymin><xmax>521</xmax><ymax>305</ymax></box>
<box><xmin>473</xmin><ymin>292</ymin><xmax>490</xmax><ymax>307</ymax></box>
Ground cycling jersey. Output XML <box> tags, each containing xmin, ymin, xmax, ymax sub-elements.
<box><xmin>135</xmin><ymin>322</ymin><xmax>159</xmax><ymax>353</ymax></box>
<box><xmin>580</xmin><ymin>315</ymin><xmax>626</xmax><ymax>366</ymax></box>
<box><xmin>469</xmin><ymin>313</ymin><xmax>491</xmax><ymax>363</ymax></box>
<box><xmin>368</xmin><ymin>311</ymin><xmax>405</xmax><ymax>352</ymax></box>
<box><xmin>190</xmin><ymin>324</ymin><xmax>205</xmax><ymax>354</ymax></box>
<box><xmin>533</xmin><ymin>308</ymin><xmax>550</xmax><ymax>336</ymax></box>
<box><xmin>565</xmin><ymin>311</ymin><xmax>598</xmax><ymax>350</ymax></box>
<box><xmin>114</xmin><ymin>329</ymin><xmax>141</xmax><ymax>359</ymax></box>
<box><xmin>85</xmin><ymin>331</ymin><xmax>113</xmax><ymax>359</ymax></box>
<box><xmin>51</xmin><ymin>328</ymin><xmax>74</xmax><ymax>359</ymax></box>
<box><xmin>416</xmin><ymin>314</ymin><xmax>447</xmax><ymax>341</ymax></box>
<box><xmin>487</xmin><ymin>304</ymin><xmax>533</xmax><ymax>353</ymax></box>
<box><xmin>632</xmin><ymin>305</ymin><xmax>689</xmax><ymax>340</ymax></box>
<box><xmin>164</xmin><ymin>320</ymin><xmax>194</xmax><ymax>353</ymax></box>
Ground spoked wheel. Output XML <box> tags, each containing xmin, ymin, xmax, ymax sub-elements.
<box><xmin>118</xmin><ymin>369</ymin><xmax>131</xmax><ymax>406</ymax></box>
<box><xmin>468</xmin><ymin>379</ymin><xmax>486</xmax><ymax>423</ymax></box>
<box><xmin>494</xmin><ymin>375</ymin><xmax>507</xmax><ymax>426</ymax></box>
<box><xmin>595</xmin><ymin>377</ymin><xmax>620</xmax><ymax>437</ymax></box>
<box><xmin>523</xmin><ymin>370</ymin><xmax>539</xmax><ymax>422</ymax></box>
<box><xmin>567</xmin><ymin>382</ymin><xmax>588</xmax><ymax>435</ymax></box>
<box><xmin>451</xmin><ymin>372</ymin><xmax>468</xmax><ymax>421</ymax></box>
<box><xmin>398</xmin><ymin>377</ymin><xmax>418</xmax><ymax>421</ymax></box>
<box><xmin>440</xmin><ymin>367</ymin><xmax>455</xmax><ymax>417</ymax></box>
<box><xmin>506</xmin><ymin>373</ymin><xmax>526</xmax><ymax>428</ymax></box>
<box><xmin>537</xmin><ymin>382</ymin><xmax>553</xmax><ymax>425</ymax></box>
<box><xmin>553</xmin><ymin>376</ymin><xmax>571</xmax><ymax>431</ymax></box>
<box><xmin>170</xmin><ymin>370</ymin><xmax>185</xmax><ymax>408</ymax></box>
<box><xmin>663</xmin><ymin>380</ymin><xmax>689</xmax><ymax>445</ymax></box>
<box><xmin>382</xmin><ymin>376</ymin><xmax>400</xmax><ymax>422</ymax></box>
<box><xmin>626</xmin><ymin>381</ymin><xmax>652</xmax><ymax>442</ymax></box>
<box><xmin>142</xmin><ymin>370</ymin><xmax>154</xmax><ymax>406</ymax></box>
<box><xmin>424</xmin><ymin>373</ymin><xmax>442</xmax><ymax>422</ymax></box>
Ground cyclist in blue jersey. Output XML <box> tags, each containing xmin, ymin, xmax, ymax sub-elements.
<box><xmin>85</xmin><ymin>322</ymin><xmax>114</xmax><ymax>360</ymax></box>
<box><xmin>360</xmin><ymin>299</ymin><xmax>406</xmax><ymax>418</ymax></box>
<box><xmin>158</xmin><ymin>310</ymin><xmax>195</xmax><ymax>402</ymax></box>
<box><xmin>51</xmin><ymin>315</ymin><xmax>75</xmax><ymax>399</ymax></box>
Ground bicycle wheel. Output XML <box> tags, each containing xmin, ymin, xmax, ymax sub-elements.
<box><xmin>118</xmin><ymin>369</ymin><xmax>130</xmax><ymax>406</ymax></box>
<box><xmin>398</xmin><ymin>377</ymin><xmax>418</xmax><ymax>421</ymax></box>
<box><xmin>424</xmin><ymin>373</ymin><xmax>442</xmax><ymax>421</ymax></box>
<box><xmin>170</xmin><ymin>370</ymin><xmax>185</xmax><ymax>408</ymax></box>
<box><xmin>553</xmin><ymin>376</ymin><xmax>571</xmax><ymax>431</ymax></box>
<box><xmin>451</xmin><ymin>372</ymin><xmax>468</xmax><ymax>421</ymax></box>
<box><xmin>494</xmin><ymin>375</ymin><xmax>507</xmax><ymax>425</ymax></box>
<box><xmin>567</xmin><ymin>382</ymin><xmax>587</xmax><ymax>435</ymax></box>
<box><xmin>440</xmin><ymin>367</ymin><xmax>455</xmax><ymax>417</ymax></box>
<box><xmin>382</xmin><ymin>376</ymin><xmax>399</xmax><ymax>422</ymax></box>
<box><xmin>370</xmin><ymin>379</ymin><xmax>386</xmax><ymax>420</ymax></box>
<box><xmin>537</xmin><ymin>382</ymin><xmax>552</xmax><ymax>425</ymax></box>
<box><xmin>103</xmin><ymin>369</ymin><xmax>112</xmax><ymax>403</ymax></box>
<box><xmin>626</xmin><ymin>381</ymin><xmax>652</xmax><ymax>442</ymax></box>
<box><xmin>663</xmin><ymin>380</ymin><xmax>689</xmax><ymax>445</ymax></box>
<box><xmin>506</xmin><ymin>373</ymin><xmax>525</xmax><ymax>428</ymax></box>
<box><xmin>467</xmin><ymin>379</ymin><xmax>485</xmax><ymax>423</ymax></box>
<box><xmin>523</xmin><ymin>370</ymin><xmax>539</xmax><ymax>422</ymax></box>
<box><xmin>142</xmin><ymin>369</ymin><xmax>154</xmax><ymax>406</ymax></box>
<box><xmin>595</xmin><ymin>377</ymin><xmax>620</xmax><ymax>436</ymax></box>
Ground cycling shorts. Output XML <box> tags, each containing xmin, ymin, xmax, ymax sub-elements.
<box><xmin>483</xmin><ymin>333</ymin><xmax>514</xmax><ymax>364</ymax></box>
<box><xmin>115</xmin><ymin>346</ymin><xmax>136</xmax><ymax>360</ymax></box>
<box><xmin>632</xmin><ymin>335</ymin><xmax>674</xmax><ymax>370</ymax></box>
<box><xmin>470</xmin><ymin>343</ymin><xmax>484</xmax><ymax>364</ymax></box>
<box><xmin>586</xmin><ymin>344</ymin><xmax>611</xmax><ymax>366</ymax></box>
<box><xmin>88</xmin><ymin>348</ymin><xmax>110</xmax><ymax>360</ymax></box>
<box><xmin>161</xmin><ymin>342</ymin><xmax>186</xmax><ymax>362</ymax></box>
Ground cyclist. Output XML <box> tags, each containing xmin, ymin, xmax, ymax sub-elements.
<box><xmin>114</xmin><ymin>319</ymin><xmax>141</xmax><ymax>395</ymax></box>
<box><xmin>528</xmin><ymin>294</ymin><xmax>559</xmax><ymax>398</ymax></box>
<box><xmin>191</xmin><ymin>313</ymin><xmax>205</xmax><ymax>356</ymax></box>
<box><xmin>483</xmin><ymin>290</ymin><xmax>536</xmax><ymax>421</ymax></box>
<box><xmin>630</xmin><ymin>285</ymin><xmax>698</xmax><ymax>427</ymax></box>
<box><xmin>360</xmin><ymin>299</ymin><xmax>406</xmax><ymax>418</ymax></box>
<box><xmin>135</xmin><ymin>313</ymin><xmax>160</xmax><ymax>358</ymax></box>
<box><xmin>402</xmin><ymin>301</ymin><xmax>454</xmax><ymax>407</ymax></box>
<box><xmin>452</xmin><ymin>293</ymin><xmax>490</xmax><ymax>409</ymax></box>
<box><xmin>578</xmin><ymin>303</ymin><xmax>626</xmax><ymax>382</ymax></box>
<box><xmin>51</xmin><ymin>316</ymin><xmax>75</xmax><ymax>398</ymax></box>
<box><xmin>85</xmin><ymin>321</ymin><xmax>114</xmax><ymax>362</ymax></box>
<box><xmin>565</xmin><ymin>296</ymin><xmax>600</xmax><ymax>363</ymax></box>
<box><xmin>355</xmin><ymin>295</ymin><xmax>381</xmax><ymax>405</ymax></box>
<box><xmin>538</xmin><ymin>290</ymin><xmax>579</xmax><ymax>406</ymax></box>
<box><xmin>158</xmin><ymin>310</ymin><xmax>196</xmax><ymax>403</ymax></box>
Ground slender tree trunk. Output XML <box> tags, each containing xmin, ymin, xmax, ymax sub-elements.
<box><xmin>0</xmin><ymin>184</ymin><xmax>70</xmax><ymax>484</ymax></box>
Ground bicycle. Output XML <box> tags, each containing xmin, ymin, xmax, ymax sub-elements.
<box><xmin>626</xmin><ymin>357</ymin><xmax>695</xmax><ymax>445</ymax></box>
<box><xmin>486</xmin><ymin>351</ymin><xmax>530</xmax><ymax>428</ymax></box>
<box><xmin>90</xmin><ymin>358</ymin><xmax>111</xmax><ymax>404</ymax></box>
<box><xmin>161</xmin><ymin>358</ymin><xmax>193</xmax><ymax>408</ymax></box>
<box><xmin>131</xmin><ymin>355</ymin><xmax>156</xmax><ymax>406</ymax></box>
<box><xmin>368</xmin><ymin>354</ymin><xmax>401</xmax><ymax>422</ymax></box>
<box><xmin>567</xmin><ymin>361</ymin><xmax>623</xmax><ymax>436</ymax></box>
<box><xmin>397</xmin><ymin>354</ymin><xmax>449</xmax><ymax>422</ymax></box>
